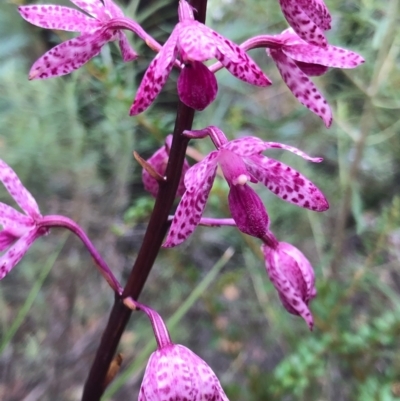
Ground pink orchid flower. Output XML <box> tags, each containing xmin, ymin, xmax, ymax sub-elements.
<box><xmin>130</xmin><ymin>0</ymin><xmax>271</xmax><ymax>114</ymax></box>
<box><xmin>265</xmin><ymin>28</ymin><xmax>364</xmax><ymax>127</ymax></box>
<box><xmin>262</xmin><ymin>241</ymin><xmax>317</xmax><ymax>330</ymax></box>
<box><xmin>18</xmin><ymin>0</ymin><xmax>138</xmax><ymax>79</ymax></box>
<box><xmin>0</xmin><ymin>160</ymin><xmax>122</xmax><ymax>292</ymax></box>
<box><xmin>164</xmin><ymin>126</ymin><xmax>328</xmax><ymax>247</ymax></box>
<box><xmin>142</xmin><ymin>135</ymin><xmax>189</xmax><ymax>198</ymax></box>
<box><xmin>279</xmin><ymin>0</ymin><xmax>332</xmax><ymax>47</ymax></box>
<box><xmin>0</xmin><ymin>160</ymin><xmax>48</xmax><ymax>280</ymax></box>
<box><xmin>125</xmin><ymin>300</ymin><xmax>229</xmax><ymax>401</ymax></box>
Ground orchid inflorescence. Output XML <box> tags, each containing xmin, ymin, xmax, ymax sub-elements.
<box><xmin>2</xmin><ymin>0</ymin><xmax>364</xmax><ymax>398</ymax></box>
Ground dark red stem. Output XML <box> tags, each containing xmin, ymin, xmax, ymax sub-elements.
<box><xmin>81</xmin><ymin>2</ymin><xmax>207</xmax><ymax>399</ymax></box>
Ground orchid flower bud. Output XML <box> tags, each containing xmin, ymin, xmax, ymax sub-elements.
<box><xmin>128</xmin><ymin>300</ymin><xmax>229</xmax><ymax>401</ymax></box>
<box><xmin>262</xmin><ymin>242</ymin><xmax>317</xmax><ymax>330</ymax></box>
<box><xmin>142</xmin><ymin>135</ymin><xmax>189</xmax><ymax>198</ymax></box>
<box><xmin>140</xmin><ymin>343</ymin><xmax>229</xmax><ymax>401</ymax></box>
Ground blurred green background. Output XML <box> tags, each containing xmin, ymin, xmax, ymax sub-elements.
<box><xmin>0</xmin><ymin>0</ymin><xmax>400</xmax><ymax>399</ymax></box>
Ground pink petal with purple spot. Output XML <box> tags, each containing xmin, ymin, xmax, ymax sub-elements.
<box><xmin>177</xmin><ymin>160</ymin><xmax>190</xmax><ymax>198</ymax></box>
<box><xmin>0</xmin><ymin>204</ymin><xmax>34</xmax><ymax>239</ymax></box>
<box><xmin>269</xmin><ymin>49</ymin><xmax>332</xmax><ymax>127</ymax></box>
<box><xmin>177</xmin><ymin>60</ymin><xmax>217</xmax><ymax>110</ymax></box>
<box><xmin>103</xmin><ymin>0</ymin><xmax>125</xmax><ymax>18</ymax></box>
<box><xmin>178</xmin><ymin>21</ymin><xmax>218</xmax><ymax>61</ymax></box>
<box><xmin>223</xmin><ymin>136</ymin><xmax>266</xmax><ymax>157</ymax></box>
<box><xmin>279</xmin><ymin>242</ymin><xmax>316</xmax><ymax>303</ymax></box>
<box><xmin>283</xmin><ymin>44</ymin><xmax>365</xmax><ymax>69</ymax></box>
<box><xmin>0</xmin><ymin>160</ymin><xmax>41</xmax><ymax>219</ymax></box>
<box><xmin>184</xmin><ymin>152</ymin><xmax>219</xmax><ymax>192</ymax></box>
<box><xmin>245</xmin><ymin>154</ymin><xmax>329</xmax><ymax>212</ymax></box>
<box><xmin>69</xmin><ymin>0</ymin><xmax>107</xmax><ymax>20</ymax></box>
<box><xmin>214</xmin><ymin>33</ymin><xmax>271</xmax><ymax>87</ymax></box>
<box><xmin>28</xmin><ymin>30</ymin><xmax>113</xmax><ymax>80</ymax></box>
<box><xmin>262</xmin><ymin>243</ymin><xmax>315</xmax><ymax>330</ymax></box>
<box><xmin>298</xmin><ymin>0</ymin><xmax>331</xmax><ymax>30</ymax></box>
<box><xmin>140</xmin><ymin>344</ymin><xmax>229</xmax><ymax>401</ymax></box>
<box><xmin>130</xmin><ymin>31</ymin><xmax>179</xmax><ymax>115</ymax></box>
<box><xmin>164</xmin><ymin>153</ymin><xmax>219</xmax><ymax>247</ymax></box>
<box><xmin>0</xmin><ymin>229</ymin><xmax>42</xmax><ymax>280</ymax></box>
<box><xmin>279</xmin><ymin>0</ymin><xmax>327</xmax><ymax>47</ymax></box>
<box><xmin>261</xmin><ymin>142</ymin><xmax>323</xmax><ymax>163</ymax></box>
<box><xmin>118</xmin><ymin>31</ymin><xmax>138</xmax><ymax>62</ymax></box>
<box><xmin>18</xmin><ymin>5</ymin><xmax>101</xmax><ymax>32</ymax></box>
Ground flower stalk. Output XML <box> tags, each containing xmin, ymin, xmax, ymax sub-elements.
<box><xmin>81</xmin><ymin>4</ymin><xmax>208</xmax><ymax>398</ymax></box>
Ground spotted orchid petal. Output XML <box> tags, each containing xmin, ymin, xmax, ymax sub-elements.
<box><xmin>0</xmin><ymin>204</ymin><xmax>34</xmax><ymax>237</ymax></box>
<box><xmin>283</xmin><ymin>44</ymin><xmax>365</xmax><ymax>69</ymax></box>
<box><xmin>130</xmin><ymin>31</ymin><xmax>178</xmax><ymax>115</ymax></box>
<box><xmin>18</xmin><ymin>5</ymin><xmax>101</xmax><ymax>32</ymax></box>
<box><xmin>298</xmin><ymin>0</ymin><xmax>331</xmax><ymax>30</ymax></box>
<box><xmin>279</xmin><ymin>0</ymin><xmax>331</xmax><ymax>47</ymax></box>
<box><xmin>0</xmin><ymin>229</ymin><xmax>45</xmax><ymax>280</ymax></box>
<box><xmin>245</xmin><ymin>154</ymin><xmax>329</xmax><ymax>211</ymax></box>
<box><xmin>269</xmin><ymin>48</ymin><xmax>332</xmax><ymax>127</ymax></box>
<box><xmin>164</xmin><ymin>152</ymin><xmax>219</xmax><ymax>247</ymax></box>
<box><xmin>262</xmin><ymin>242</ymin><xmax>316</xmax><ymax>330</ymax></box>
<box><xmin>102</xmin><ymin>0</ymin><xmax>125</xmax><ymax>18</ymax></box>
<box><xmin>214</xmin><ymin>35</ymin><xmax>271</xmax><ymax>87</ymax></box>
<box><xmin>178</xmin><ymin>21</ymin><xmax>219</xmax><ymax>62</ymax></box>
<box><xmin>261</xmin><ymin>142</ymin><xmax>323</xmax><ymax>162</ymax></box>
<box><xmin>140</xmin><ymin>344</ymin><xmax>229</xmax><ymax>401</ymax></box>
<box><xmin>0</xmin><ymin>160</ymin><xmax>41</xmax><ymax>220</ymax></box>
<box><xmin>69</xmin><ymin>0</ymin><xmax>108</xmax><ymax>20</ymax></box>
<box><xmin>0</xmin><ymin>204</ymin><xmax>33</xmax><ymax>252</ymax></box>
<box><xmin>28</xmin><ymin>30</ymin><xmax>113</xmax><ymax>80</ymax></box>
<box><xmin>224</xmin><ymin>136</ymin><xmax>267</xmax><ymax>157</ymax></box>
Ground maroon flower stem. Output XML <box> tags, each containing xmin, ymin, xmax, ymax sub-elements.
<box><xmin>81</xmin><ymin>2</ymin><xmax>208</xmax><ymax>399</ymax></box>
<box><xmin>105</xmin><ymin>18</ymin><xmax>163</xmax><ymax>53</ymax></box>
<box><xmin>38</xmin><ymin>215</ymin><xmax>123</xmax><ymax>295</ymax></box>
<box><xmin>124</xmin><ymin>298</ymin><xmax>172</xmax><ymax>349</ymax></box>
